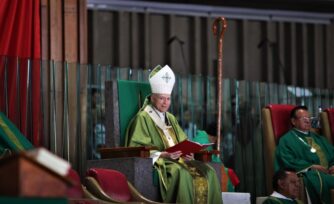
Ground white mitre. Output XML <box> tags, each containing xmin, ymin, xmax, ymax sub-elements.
<box><xmin>149</xmin><ymin>65</ymin><xmax>175</xmax><ymax>94</ymax></box>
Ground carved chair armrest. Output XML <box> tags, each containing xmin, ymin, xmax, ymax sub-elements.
<box><xmin>194</xmin><ymin>150</ymin><xmax>220</xmax><ymax>162</ymax></box>
<box><xmin>68</xmin><ymin>184</ymin><xmax>114</xmax><ymax>204</ymax></box>
<box><xmin>84</xmin><ymin>176</ymin><xmax>121</xmax><ymax>203</ymax></box>
<box><xmin>81</xmin><ymin>184</ymin><xmax>102</xmax><ymax>200</ymax></box>
<box><xmin>99</xmin><ymin>146</ymin><xmax>158</xmax><ymax>159</ymax></box>
<box><xmin>127</xmin><ymin>181</ymin><xmax>169</xmax><ymax>204</ymax></box>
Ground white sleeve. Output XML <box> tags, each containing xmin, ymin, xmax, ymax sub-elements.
<box><xmin>150</xmin><ymin>151</ymin><xmax>162</xmax><ymax>164</ymax></box>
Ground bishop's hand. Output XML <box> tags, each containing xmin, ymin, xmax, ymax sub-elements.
<box><xmin>160</xmin><ymin>151</ymin><xmax>183</xmax><ymax>160</ymax></box>
<box><xmin>182</xmin><ymin>153</ymin><xmax>194</xmax><ymax>161</ymax></box>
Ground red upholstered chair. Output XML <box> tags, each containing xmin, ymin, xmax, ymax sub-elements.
<box><xmin>66</xmin><ymin>169</ymin><xmax>85</xmax><ymax>199</ymax></box>
<box><xmin>261</xmin><ymin>104</ymin><xmax>296</xmax><ymax>195</ymax></box>
<box><xmin>320</xmin><ymin>108</ymin><xmax>334</xmax><ymax>144</ymax></box>
<box><xmin>66</xmin><ymin>168</ymin><xmax>107</xmax><ymax>203</ymax></box>
<box><xmin>85</xmin><ymin>168</ymin><xmax>162</xmax><ymax>204</ymax></box>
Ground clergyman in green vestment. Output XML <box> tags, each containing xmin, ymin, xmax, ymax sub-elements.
<box><xmin>263</xmin><ymin>169</ymin><xmax>302</xmax><ymax>204</ymax></box>
<box><xmin>275</xmin><ymin>105</ymin><xmax>334</xmax><ymax>204</ymax></box>
<box><xmin>125</xmin><ymin>65</ymin><xmax>222</xmax><ymax>204</ymax></box>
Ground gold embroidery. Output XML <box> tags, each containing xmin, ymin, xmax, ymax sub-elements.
<box><xmin>157</xmin><ymin>126</ymin><xmax>178</xmax><ymax>148</ymax></box>
<box><xmin>185</xmin><ymin>162</ymin><xmax>208</xmax><ymax>204</ymax></box>
<box><xmin>306</xmin><ymin>137</ymin><xmax>328</xmax><ymax>168</ymax></box>
<box><xmin>0</xmin><ymin>116</ymin><xmax>24</xmax><ymax>150</ymax></box>
<box><xmin>193</xmin><ymin>176</ymin><xmax>208</xmax><ymax>204</ymax></box>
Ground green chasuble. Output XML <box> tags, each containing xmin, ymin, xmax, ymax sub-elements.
<box><xmin>263</xmin><ymin>196</ymin><xmax>301</xmax><ymax>204</ymax></box>
<box><xmin>125</xmin><ymin>97</ymin><xmax>222</xmax><ymax>204</ymax></box>
<box><xmin>0</xmin><ymin>112</ymin><xmax>34</xmax><ymax>156</ymax></box>
<box><xmin>275</xmin><ymin>128</ymin><xmax>334</xmax><ymax>204</ymax></box>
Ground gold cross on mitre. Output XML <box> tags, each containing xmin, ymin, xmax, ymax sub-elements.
<box><xmin>161</xmin><ymin>72</ymin><xmax>171</xmax><ymax>83</ymax></box>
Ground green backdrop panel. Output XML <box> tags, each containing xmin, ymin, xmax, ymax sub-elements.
<box><xmin>117</xmin><ymin>80</ymin><xmax>151</xmax><ymax>146</ymax></box>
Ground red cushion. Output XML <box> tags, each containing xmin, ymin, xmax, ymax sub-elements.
<box><xmin>325</xmin><ymin>108</ymin><xmax>334</xmax><ymax>141</ymax></box>
<box><xmin>87</xmin><ymin>168</ymin><xmax>132</xmax><ymax>202</ymax></box>
<box><xmin>267</xmin><ymin>104</ymin><xmax>296</xmax><ymax>142</ymax></box>
<box><xmin>66</xmin><ymin>168</ymin><xmax>84</xmax><ymax>198</ymax></box>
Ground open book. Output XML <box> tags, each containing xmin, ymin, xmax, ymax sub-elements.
<box><xmin>25</xmin><ymin>147</ymin><xmax>71</xmax><ymax>176</ymax></box>
<box><xmin>165</xmin><ymin>140</ymin><xmax>214</xmax><ymax>156</ymax></box>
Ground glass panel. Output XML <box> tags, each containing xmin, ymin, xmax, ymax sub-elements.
<box><xmin>206</xmin><ymin>76</ymin><xmax>217</xmax><ymax>123</ymax></box>
<box><xmin>50</xmin><ymin>60</ymin><xmax>65</xmax><ymax>156</ymax></box>
<box><xmin>40</xmin><ymin>59</ymin><xmax>49</xmax><ymax>148</ymax></box>
<box><xmin>116</xmin><ymin>67</ymin><xmax>131</xmax><ymax>80</ymax></box>
<box><xmin>235</xmin><ymin>80</ymin><xmax>262</xmax><ymax>196</ymax></box>
<box><xmin>87</xmin><ymin>64</ymin><xmax>107</xmax><ymax>159</ymax></box>
<box><xmin>221</xmin><ymin>79</ymin><xmax>234</xmax><ymax>165</ymax></box>
<box><xmin>63</xmin><ymin>62</ymin><xmax>70</xmax><ymax>160</ymax></box>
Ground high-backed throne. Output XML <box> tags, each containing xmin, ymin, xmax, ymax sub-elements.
<box><xmin>87</xmin><ymin>80</ymin><xmax>160</xmax><ymax>200</ymax></box>
<box><xmin>87</xmin><ymin>80</ymin><xmax>222</xmax><ymax>201</ymax></box>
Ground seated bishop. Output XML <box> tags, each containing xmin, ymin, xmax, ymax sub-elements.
<box><xmin>125</xmin><ymin>65</ymin><xmax>222</xmax><ymax>203</ymax></box>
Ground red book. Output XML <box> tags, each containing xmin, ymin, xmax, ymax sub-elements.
<box><xmin>165</xmin><ymin>140</ymin><xmax>214</xmax><ymax>156</ymax></box>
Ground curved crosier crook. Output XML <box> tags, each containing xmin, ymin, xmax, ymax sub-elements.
<box><xmin>212</xmin><ymin>17</ymin><xmax>227</xmax><ymax>39</ymax></box>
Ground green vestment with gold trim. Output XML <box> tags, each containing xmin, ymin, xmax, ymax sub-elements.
<box><xmin>275</xmin><ymin>129</ymin><xmax>334</xmax><ymax>204</ymax></box>
<box><xmin>125</xmin><ymin>98</ymin><xmax>222</xmax><ymax>204</ymax></box>
<box><xmin>0</xmin><ymin>112</ymin><xmax>34</xmax><ymax>156</ymax></box>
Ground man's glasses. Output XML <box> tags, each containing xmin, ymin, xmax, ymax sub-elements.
<box><xmin>296</xmin><ymin>116</ymin><xmax>319</xmax><ymax>127</ymax></box>
<box><xmin>297</xmin><ymin>116</ymin><xmax>315</xmax><ymax>122</ymax></box>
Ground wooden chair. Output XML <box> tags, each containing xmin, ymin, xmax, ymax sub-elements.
<box><xmin>101</xmin><ymin>80</ymin><xmax>154</xmax><ymax>158</ymax></box>
<box><xmin>66</xmin><ymin>168</ymin><xmax>97</xmax><ymax>200</ymax></box>
<box><xmin>87</xmin><ymin>80</ymin><xmax>166</xmax><ymax>201</ymax></box>
<box><xmin>320</xmin><ymin>108</ymin><xmax>334</xmax><ymax>144</ymax></box>
<box><xmin>262</xmin><ymin>104</ymin><xmax>296</xmax><ymax>194</ymax></box>
<box><xmin>85</xmin><ymin>168</ymin><xmax>164</xmax><ymax>204</ymax></box>
<box><xmin>66</xmin><ymin>168</ymin><xmax>113</xmax><ymax>203</ymax></box>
